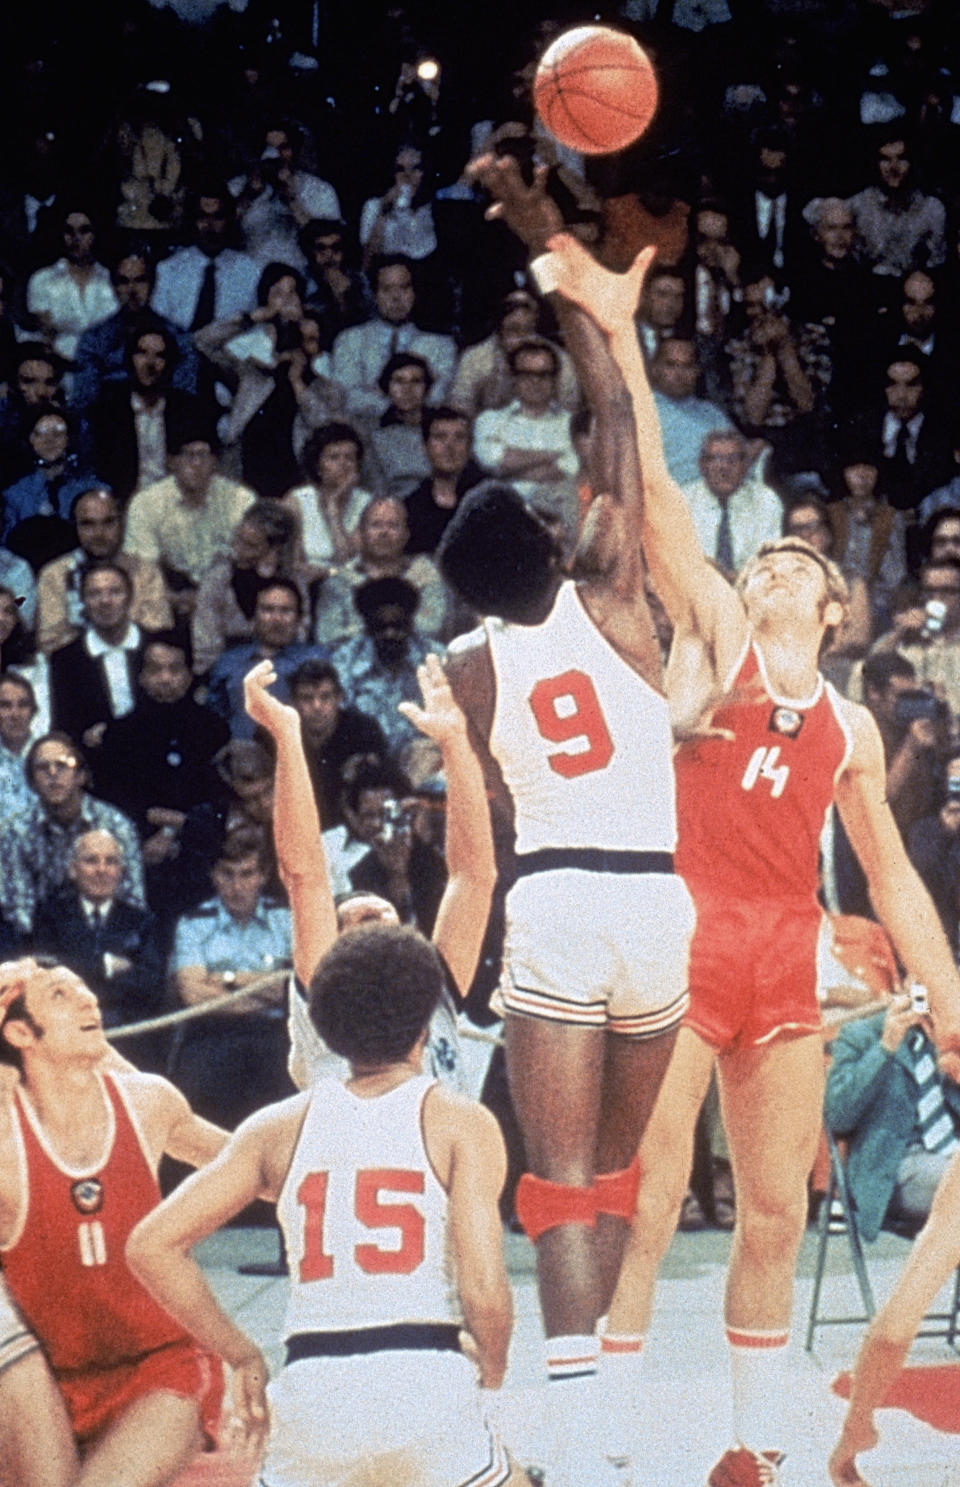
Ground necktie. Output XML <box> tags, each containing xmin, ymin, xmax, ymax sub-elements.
<box><xmin>715</xmin><ymin>502</ymin><xmax>735</xmax><ymax>573</ymax></box>
<box><xmin>192</xmin><ymin>259</ymin><xmax>217</xmax><ymax>331</ymax></box>
<box><xmin>888</xmin><ymin>421</ymin><xmax>913</xmax><ymax>508</ymax></box>
<box><xmin>910</xmin><ymin>1031</ymin><xmax>959</xmax><ymax>1155</ymax></box>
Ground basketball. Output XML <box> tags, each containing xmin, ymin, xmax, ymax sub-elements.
<box><xmin>533</xmin><ymin>25</ymin><xmax>658</xmax><ymax>156</ymax></box>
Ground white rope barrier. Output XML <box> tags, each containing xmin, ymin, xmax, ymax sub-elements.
<box><xmin>106</xmin><ymin>973</ymin><xmax>507</xmax><ymax>1047</ymax></box>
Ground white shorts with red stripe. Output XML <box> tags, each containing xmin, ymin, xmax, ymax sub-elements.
<box><xmin>0</xmin><ymin>1274</ymin><xmax>40</xmax><ymax>1378</ymax></box>
<box><xmin>500</xmin><ymin>868</ymin><xmax>695</xmax><ymax>1034</ymax></box>
<box><xmin>260</xmin><ymin>1349</ymin><xmax>511</xmax><ymax>1487</ymax></box>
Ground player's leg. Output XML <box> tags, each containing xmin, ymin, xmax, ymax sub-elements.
<box><xmin>829</xmin><ymin>1147</ymin><xmax>960</xmax><ymax>1487</ymax></box>
<box><xmin>606</xmin><ymin>1026</ymin><xmax>717</xmax><ymax>1337</ymax></box>
<box><xmin>76</xmin><ymin>1391</ymin><xmax>204</xmax><ymax>1487</ymax></box>
<box><xmin>593</xmin><ymin>1026</ymin><xmax>678</xmax><ymax>1315</ymax></box>
<box><xmin>597</xmin><ymin>1025</ymin><xmax>714</xmax><ymax>1476</ymax></box>
<box><xmin>715</xmin><ymin>1032</ymin><xmax>824</xmax><ymax>1465</ymax></box>
<box><xmin>506</xmin><ymin>1013</ymin><xmax>606</xmax><ymax>1337</ymax></box>
<box><xmin>506</xmin><ymin>1014</ymin><xmax>610</xmax><ymax>1485</ymax></box>
<box><xmin>0</xmin><ymin>1346</ymin><xmax>79</xmax><ymax>1487</ymax></box>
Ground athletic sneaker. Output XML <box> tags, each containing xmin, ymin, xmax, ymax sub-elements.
<box><xmin>706</xmin><ymin>1446</ymin><xmax>785</xmax><ymax>1486</ymax></box>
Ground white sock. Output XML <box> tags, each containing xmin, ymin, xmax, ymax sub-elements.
<box><xmin>599</xmin><ymin>1331</ymin><xmax>645</xmax><ymax>1461</ymax></box>
<box><xmin>726</xmin><ymin>1325</ymin><xmax>789</xmax><ymax>1454</ymax></box>
<box><xmin>545</xmin><ymin>1335</ymin><xmax>601</xmax><ymax>1486</ymax></box>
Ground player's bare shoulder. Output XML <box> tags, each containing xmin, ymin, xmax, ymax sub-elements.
<box><xmin>444</xmin><ymin>624</ymin><xmax>496</xmax><ymax>742</ymax></box>
<box><xmin>832</xmin><ymin>692</ymin><xmax>886</xmax><ymax>778</ymax></box>
<box><xmin>234</xmin><ymin>1091</ymin><xmax>311</xmax><ymax>1194</ymax></box>
<box><xmin>421</xmin><ymin>1081</ymin><xmax>506</xmax><ymax>1191</ymax></box>
<box><xmin>110</xmin><ymin>1068</ymin><xmax>197</xmax><ymax>1147</ymax></box>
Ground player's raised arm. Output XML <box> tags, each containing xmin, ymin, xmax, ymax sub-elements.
<box><xmin>244</xmin><ymin>659</ymin><xmax>337</xmax><ymax>988</ymax></box>
<box><xmin>833</xmin><ymin>698</ymin><xmax>960</xmax><ymax>1070</ymax></box>
<box><xmin>468</xmin><ymin>154</ymin><xmax>647</xmax><ymax>574</ymax></box>
<box><xmin>399</xmin><ymin>655</ymin><xmax>497</xmax><ymax>999</ymax></box>
<box><xmin>536</xmin><ymin>231</ymin><xmax>746</xmax><ymax>658</ymax></box>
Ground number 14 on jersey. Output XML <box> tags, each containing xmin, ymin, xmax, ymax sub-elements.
<box><xmin>742</xmin><ymin>745</ymin><xmax>790</xmax><ymax>799</ymax></box>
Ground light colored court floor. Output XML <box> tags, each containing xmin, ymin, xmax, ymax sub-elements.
<box><xmin>198</xmin><ymin>1222</ymin><xmax>960</xmax><ymax>1486</ymax></box>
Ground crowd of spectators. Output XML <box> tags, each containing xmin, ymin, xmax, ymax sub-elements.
<box><xmin>2</xmin><ymin>0</ymin><xmax>960</xmax><ymax>1147</ymax></box>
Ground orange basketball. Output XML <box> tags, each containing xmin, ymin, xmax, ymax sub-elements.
<box><xmin>533</xmin><ymin>25</ymin><xmax>658</xmax><ymax>156</ymax></box>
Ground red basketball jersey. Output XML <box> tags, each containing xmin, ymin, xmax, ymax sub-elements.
<box><xmin>1</xmin><ymin>1073</ymin><xmax>189</xmax><ymax>1374</ymax></box>
<box><xmin>674</xmin><ymin>641</ymin><xmax>852</xmax><ymax>901</ymax></box>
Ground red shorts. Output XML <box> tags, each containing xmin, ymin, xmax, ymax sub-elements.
<box><xmin>58</xmin><ymin>1340</ymin><xmax>224</xmax><ymax>1448</ymax></box>
<box><xmin>684</xmin><ymin>891</ymin><xmax>824</xmax><ymax>1050</ymax></box>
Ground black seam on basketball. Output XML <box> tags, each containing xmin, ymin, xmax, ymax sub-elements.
<box><xmin>551</xmin><ymin>84</ymin><xmax>654</xmax><ymax>123</ymax></box>
<box><xmin>553</xmin><ymin>85</ymin><xmax>608</xmax><ymax>151</ymax></box>
<box><xmin>550</xmin><ymin>64</ymin><xmax>650</xmax><ymax>78</ymax></box>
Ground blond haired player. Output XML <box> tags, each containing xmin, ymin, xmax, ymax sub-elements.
<box><xmin>518</xmin><ymin>222</ymin><xmax>960</xmax><ymax>1487</ymax></box>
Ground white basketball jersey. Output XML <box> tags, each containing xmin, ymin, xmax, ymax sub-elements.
<box><xmin>277</xmin><ymin>1074</ymin><xmax>460</xmax><ymax>1338</ymax></box>
<box><xmin>486</xmin><ymin>580</ymin><xmax>677</xmax><ymax>854</ymax></box>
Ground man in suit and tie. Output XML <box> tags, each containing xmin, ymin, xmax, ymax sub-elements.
<box><xmin>331</xmin><ymin>255</ymin><xmax>456</xmax><ymax>421</ymax></box>
<box><xmin>728</xmin><ymin>127</ymin><xmax>805</xmax><ymax>286</ymax></box>
<box><xmin>873</xmin><ymin>352</ymin><xmax>953</xmax><ymax>512</ymax></box>
<box><xmin>48</xmin><ymin>560</ymin><xmax>151</xmax><ymax>749</ymax></box>
<box><xmin>825</xmin><ymin>989</ymin><xmax>960</xmax><ymax>1241</ymax></box>
<box><xmin>31</xmin><ymin>828</ymin><xmax>165</xmax><ymax>1066</ymax></box>
<box><xmin>151</xmin><ymin>185</ymin><xmax>260</xmax><ymax>334</ymax></box>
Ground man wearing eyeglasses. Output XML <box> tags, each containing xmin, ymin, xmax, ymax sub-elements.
<box><xmin>473</xmin><ymin>338</ymin><xmax>578</xmax><ymax>501</ymax></box>
<box><xmin>0</xmin><ymin>733</ymin><xmax>144</xmax><ymax>939</ymax></box>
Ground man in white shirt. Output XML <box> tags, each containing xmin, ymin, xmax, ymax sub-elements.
<box><xmin>123</xmin><ymin>427</ymin><xmax>255</xmax><ymax>610</ymax></box>
<box><xmin>26</xmin><ymin>206</ymin><xmax>117</xmax><ymax>363</ymax></box>
<box><xmin>650</xmin><ymin>337</ymin><xmax>734</xmax><ymax>487</ymax></box>
<box><xmin>845</xmin><ymin>130</ymin><xmax>946</xmax><ymax>278</ymax></box>
<box><xmin>331</xmin><ymin>256</ymin><xmax>456</xmax><ymax>421</ymax></box>
<box><xmin>682</xmin><ymin>430</ymin><xmax>784</xmax><ymax>576</ymax></box>
<box><xmin>230</xmin><ymin>123</ymin><xmax>341</xmax><ymax>269</ymax></box>
<box><xmin>473</xmin><ymin>338</ymin><xmax>578</xmax><ymax>500</ymax></box>
<box><xmin>151</xmin><ymin>187</ymin><xmax>260</xmax><ymax>333</ymax></box>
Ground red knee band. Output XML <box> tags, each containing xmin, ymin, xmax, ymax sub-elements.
<box><xmin>593</xmin><ymin>1156</ymin><xmax>641</xmax><ymax>1219</ymax></box>
<box><xmin>515</xmin><ymin>1172</ymin><xmax>596</xmax><ymax>1242</ymax></box>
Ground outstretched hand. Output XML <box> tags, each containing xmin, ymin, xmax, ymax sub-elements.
<box><xmin>537</xmin><ymin>233</ymin><xmax>656</xmax><ymax>340</ymax></box>
<box><xmin>243</xmin><ymin>658</ymin><xmax>300</xmax><ymax>739</ymax></box>
<box><xmin>466</xmin><ymin>151</ymin><xmax>565</xmax><ymax>256</ymax></box>
<box><xmin>397</xmin><ymin>654</ymin><xmax>467</xmax><ymax>749</ymax></box>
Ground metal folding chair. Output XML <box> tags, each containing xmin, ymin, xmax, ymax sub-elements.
<box><xmin>805</xmin><ymin>1130</ymin><xmax>960</xmax><ymax>1351</ymax></box>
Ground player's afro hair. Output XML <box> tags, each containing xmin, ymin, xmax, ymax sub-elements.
<box><xmin>309</xmin><ymin>924</ymin><xmax>443</xmax><ymax>1066</ymax></box>
<box><xmin>437</xmin><ymin>480</ymin><xmax>559</xmax><ymax>624</ymax></box>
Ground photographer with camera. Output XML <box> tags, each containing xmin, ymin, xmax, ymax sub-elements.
<box><xmin>195</xmin><ymin>263</ymin><xmax>344</xmax><ymax>499</ymax></box>
<box><xmin>863</xmin><ymin>556</ymin><xmax>960</xmax><ymax>720</ymax></box>
<box><xmin>825</xmin><ymin>979</ymin><xmax>960</xmax><ymax>1241</ymax></box>
<box><xmin>828</xmin><ymin>653</ymin><xmax>949</xmax><ymax>918</ymax></box>
<box><xmin>347</xmin><ymin>784</ymin><xmax>447</xmax><ymax>936</ymax></box>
